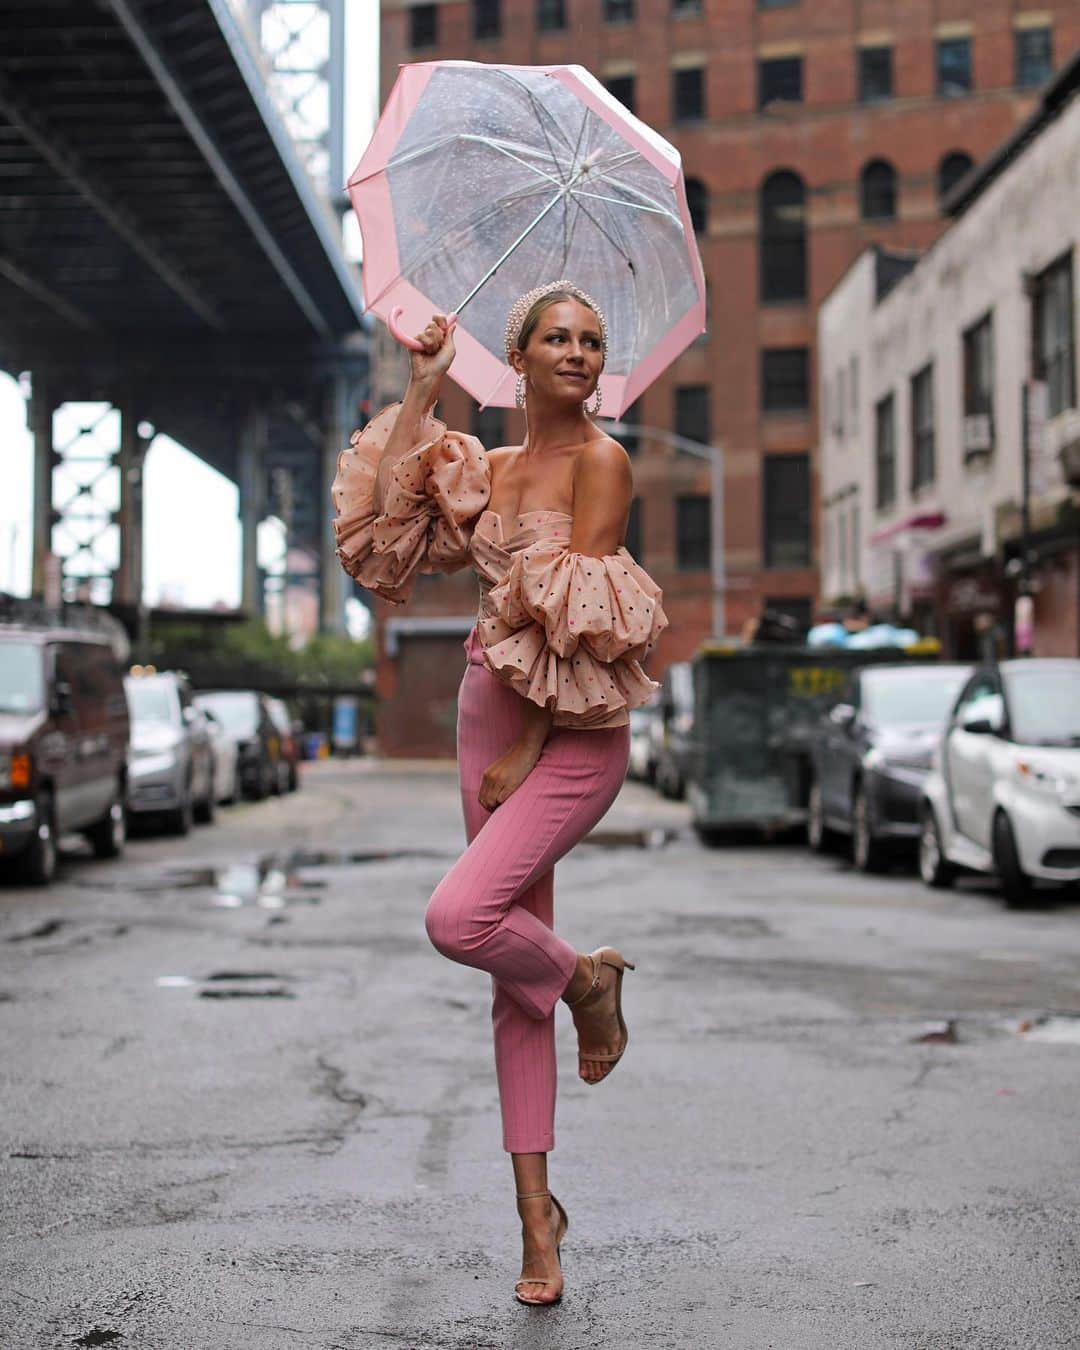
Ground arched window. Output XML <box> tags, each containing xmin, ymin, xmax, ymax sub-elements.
<box><xmin>860</xmin><ymin>159</ymin><xmax>897</xmax><ymax>221</ymax></box>
<box><xmin>759</xmin><ymin>170</ymin><xmax>807</xmax><ymax>303</ymax></box>
<box><xmin>937</xmin><ymin>151</ymin><xmax>974</xmax><ymax>205</ymax></box>
<box><xmin>685</xmin><ymin>177</ymin><xmax>708</xmax><ymax>234</ymax></box>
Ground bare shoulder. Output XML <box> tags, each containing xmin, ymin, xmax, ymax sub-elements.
<box><xmin>575</xmin><ymin>434</ymin><xmax>632</xmax><ymax>479</ymax></box>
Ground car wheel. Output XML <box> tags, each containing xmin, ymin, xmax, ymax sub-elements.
<box><xmin>919</xmin><ymin>807</ymin><xmax>955</xmax><ymax>889</ymax></box>
<box><xmin>852</xmin><ymin>785</ymin><xmax>888</xmax><ymax>874</ymax></box>
<box><xmin>287</xmin><ymin>765</ymin><xmax>299</xmax><ymax>793</ymax></box>
<box><xmin>165</xmin><ymin>782</ymin><xmax>194</xmax><ymax>837</ymax></box>
<box><xmin>806</xmin><ymin>778</ymin><xmax>838</xmax><ymax>854</ymax></box>
<box><xmin>86</xmin><ymin>788</ymin><xmax>126</xmax><ymax>860</ymax></box>
<box><xmin>993</xmin><ymin>810</ymin><xmax>1033</xmax><ymax>909</ymax></box>
<box><xmin>193</xmin><ymin>774</ymin><xmax>216</xmax><ymax>824</ymax></box>
<box><xmin>18</xmin><ymin>792</ymin><xmax>58</xmax><ymax>886</ymax></box>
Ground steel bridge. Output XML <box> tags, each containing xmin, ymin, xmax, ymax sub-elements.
<box><xmin>0</xmin><ymin>0</ymin><xmax>367</xmax><ymax>641</ymax></box>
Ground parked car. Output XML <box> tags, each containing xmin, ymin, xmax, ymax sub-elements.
<box><xmin>0</xmin><ymin>604</ymin><xmax>129</xmax><ymax>884</ymax></box>
<box><xmin>201</xmin><ymin>707</ymin><xmax>239</xmax><ymax>805</ymax></box>
<box><xmin>264</xmin><ymin>696</ymin><xmax>300</xmax><ymax>793</ymax></box>
<box><xmin>654</xmin><ymin>662</ymin><xmax>693</xmax><ymax>799</ymax></box>
<box><xmin>920</xmin><ymin>659</ymin><xmax>1080</xmax><ymax>906</ymax></box>
<box><xmin>125</xmin><ymin>670</ymin><xmax>215</xmax><ymax>834</ymax></box>
<box><xmin>806</xmin><ymin>663</ymin><xmax>972</xmax><ymax>871</ymax></box>
<box><xmin>193</xmin><ymin>690</ymin><xmax>278</xmax><ymax>800</ymax></box>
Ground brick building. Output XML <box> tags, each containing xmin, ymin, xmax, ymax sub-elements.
<box><xmin>366</xmin><ymin>0</ymin><xmax>1079</xmax><ymax>755</ymax></box>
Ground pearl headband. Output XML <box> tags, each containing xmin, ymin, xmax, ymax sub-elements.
<box><xmin>503</xmin><ymin>279</ymin><xmax>608</xmax><ymax>364</ymax></box>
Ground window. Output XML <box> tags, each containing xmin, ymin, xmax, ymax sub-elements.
<box><xmin>860</xmin><ymin>159</ymin><xmax>897</xmax><ymax>220</ymax></box>
<box><xmin>763</xmin><ymin>454</ymin><xmax>810</xmax><ymax>568</ymax></box>
<box><xmin>409</xmin><ymin>3</ymin><xmax>437</xmax><ymax>48</ymax></box>
<box><xmin>833</xmin><ymin>367</ymin><xmax>846</xmax><ymax>437</ymax></box>
<box><xmin>936</xmin><ymin>37</ymin><xmax>972</xmax><ymax>97</ymax></box>
<box><xmin>1015</xmin><ymin>26</ymin><xmax>1052</xmax><ymax>88</ymax></box>
<box><xmin>758</xmin><ymin>57</ymin><xmax>802</xmax><ymax>110</ymax></box>
<box><xmin>604</xmin><ymin>0</ymin><xmax>634</xmax><ymax>21</ymax></box>
<box><xmin>851</xmin><ymin>502</ymin><xmax>861</xmax><ymax>586</ymax></box>
<box><xmin>875</xmin><ymin>393</ymin><xmax>896</xmax><ymax>509</ymax></box>
<box><xmin>963</xmin><ymin>312</ymin><xmax>995</xmax><ymax>458</ymax></box>
<box><xmin>537</xmin><ymin>0</ymin><xmax>566</xmax><ymax>30</ymax></box>
<box><xmin>673</xmin><ymin>66</ymin><xmax>705</xmax><ymax>121</ymax></box>
<box><xmin>472</xmin><ymin>404</ymin><xmax>505</xmax><ymax>448</ymax></box>
<box><xmin>849</xmin><ymin>355</ymin><xmax>859</xmax><ymax>434</ymax></box>
<box><xmin>672</xmin><ymin>0</ymin><xmax>702</xmax><ymax>14</ymax></box>
<box><xmin>758</xmin><ymin>0</ymin><xmax>798</xmax><ymax>8</ymax></box>
<box><xmin>938</xmin><ymin>151</ymin><xmax>974</xmax><ymax>204</ymax></box>
<box><xmin>675</xmin><ymin>385</ymin><xmax>710</xmax><ymax>446</ymax></box>
<box><xmin>761</xmin><ymin>348</ymin><xmax>809</xmax><ymax>412</ymax></box>
<box><xmin>858</xmin><ymin>46</ymin><xmax>892</xmax><ymax>103</ymax></box>
<box><xmin>605</xmin><ymin>74</ymin><xmax>635</xmax><ymax>112</ymax></box>
<box><xmin>619</xmin><ymin>399</ymin><xmax>641</xmax><ymax>455</ymax></box>
<box><xmin>910</xmin><ymin>363</ymin><xmax>935</xmax><ymax>490</ymax></box>
<box><xmin>473</xmin><ymin>0</ymin><xmax>500</xmax><ymax>40</ymax></box>
<box><xmin>686</xmin><ymin>177</ymin><xmax>708</xmax><ymax>233</ymax></box>
<box><xmin>625</xmin><ymin>497</ymin><xmax>643</xmax><ymax>559</ymax></box>
<box><xmin>1033</xmin><ymin>252</ymin><xmax>1076</xmax><ymax>417</ymax></box>
<box><xmin>676</xmin><ymin>495</ymin><xmax>711</xmax><ymax>570</ymax></box>
<box><xmin>759</xmin><ymin>170</ymin><xmax>807</xmax><ymax>303</ymax></box>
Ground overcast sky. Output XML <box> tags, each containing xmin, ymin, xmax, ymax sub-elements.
<box><xmin>0</xmin><ymin>1</ymin><xmax>380</xmax><ymax>614</ymax></box>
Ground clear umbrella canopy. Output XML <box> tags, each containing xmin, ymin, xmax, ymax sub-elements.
<box><xmin>350</xmin><ymin>61</ymin><xmax>706</xmax><ymax>415</ymax></box>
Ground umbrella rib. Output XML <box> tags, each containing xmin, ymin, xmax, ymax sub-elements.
<box><xmin>364</xmin><ymin>180</ymin><xmax>558</xmax><ymax>312</ymax></box>
<box><xmin>563</xmin><ymin>189</ymin><xmax>635</xmax><ymax>268</ymax></box>
<box><xmin>494</xmin><ymin>69</ymin><xmax>577</xmax><ymax>162</ymax></box>
<box><xmin>354</xmin><ymin>133</ymin><xmax>562</xmax><ymax>187</ymax></box>
<box><xmin>570</xmin><ymin>188</ymin><xmax>680</xmax><ymax>221</ymax></box>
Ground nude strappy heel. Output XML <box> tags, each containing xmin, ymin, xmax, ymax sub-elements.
<box><xmin>566</xmin><ymin>947</ymin><xmax>636</xmax><ymax>1084</ymax></box>
<box><xmin>514</xmin><ymin>1189</ymin><xmax>568</xmax><ymax>1306</ymax></box>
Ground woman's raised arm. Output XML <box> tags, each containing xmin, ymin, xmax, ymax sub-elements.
<box><xmin>373</xmin><ymin>315</ymin><xmax>456</xmax><ymax>514</ymax></box>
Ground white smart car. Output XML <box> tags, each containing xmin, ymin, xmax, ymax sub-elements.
<box><xmin>919</xmin><ymin>659</ymin><xmax>1080</xmax><ymax>906</ymax></box>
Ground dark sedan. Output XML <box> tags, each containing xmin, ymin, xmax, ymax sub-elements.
<box><xmin>807</xmin><ymin>663</ymin><xmax>971</xmax><ymax>872</ymax></box>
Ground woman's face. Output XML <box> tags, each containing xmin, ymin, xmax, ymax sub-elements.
<box><xmin>512</xmin><ymin>298</ymin><xmax>604</xmax><ymax>408</ymax></box>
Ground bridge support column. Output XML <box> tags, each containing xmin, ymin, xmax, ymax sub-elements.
<box><xmin>239</xmin><ymin>404</ymin><xmax>267</xmax><ymax>619</ymax></box>
<box><xmin>29</xmin><ymin>375</ymin><xmax>57</xmax><ymax>603</ymax></box>
<box><xmin>320</xmin><ymin>367</ymin><xmax>348</xmax><ymax>635</ymax></box>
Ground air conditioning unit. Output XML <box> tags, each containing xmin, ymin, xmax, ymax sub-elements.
<box><xmin>962</xmin><ymin>414</ymin><xmax>992</xmax><ymax>460</ymax></box>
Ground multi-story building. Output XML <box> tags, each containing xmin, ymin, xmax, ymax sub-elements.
<box><xmin>819</xmin><ymin>53</ymin><xmax>1080</xmax><ymax>660</ymax></box>
<box><xmin>367</xmin><ymin>0</ymin><xmax>1078</xmax><ymax>754</ymax></box>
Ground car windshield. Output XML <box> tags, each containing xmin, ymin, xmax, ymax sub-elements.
<box><xmin>0</xmin><ymin>642</ymin><xmax>44</xmax><ymax>714</ymax></box>
<box><xmin>196</xmin><ymin>692</ymin><xmax>257</xmax><ymax>738</ymax></box>
<box><xmin>1005</xmin><ymin>668</ymin><xmax>1080</xmax><ymax>745</ymax></box>
<box><xmin>862</xmin><ymin>668</ymin><xmax>969</xmax><ymax>726</ymax></box>
<box><xmin>125</xmin><ymin>678</ymin><xmax>176</xmax><ymax>725</ymax></box>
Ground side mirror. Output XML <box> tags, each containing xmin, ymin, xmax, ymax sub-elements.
<box><xmin>51</xmin><ymin>680</ymin><xmax>74</xmax><ymax>717</ymax></box>
<box><xmin>829</xmin><ymin>702</ymin><xmax>856</xmax><ymax>729</ymax></box>
<box><xmin>961</xmin><ymin>716</ymin><xmax>995</xmax><ymax>735</ymax></box>
<box><xmin>182</xmin><ymin>705</ymin><xmax>198</xmax><ymax>724</ymax></box>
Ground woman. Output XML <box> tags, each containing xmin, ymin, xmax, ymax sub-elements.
<box><xmin>332</xmin><ymin>280</ymin><xmax>668</xmax><ymax>1305</ymax></box>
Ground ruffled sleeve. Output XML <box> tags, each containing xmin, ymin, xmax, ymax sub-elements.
<box><xmin>478</xmin><ymin>539</ymin><xmax>669</xmax><ymax>727</ymax></box>
<box><xmin>331</xmin><ymin>402</ymin><xmax>491</xmax><ymax>603</ymax></box>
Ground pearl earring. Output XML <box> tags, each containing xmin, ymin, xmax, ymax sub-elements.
<box><xmin>515</xmin><ymin>373</ymin><xmax>526</xmax><ymax>409</ymax></box>
<box><xmin>586</xmin><ymin>384</ymin><xmax>602</xmax><ymax>416</ymax></box>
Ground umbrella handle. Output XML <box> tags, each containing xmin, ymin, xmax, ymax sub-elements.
<box><xmin>388</xmin><ymin>306</ymin><xmax>458</xmax><ymax>351</ymax></box>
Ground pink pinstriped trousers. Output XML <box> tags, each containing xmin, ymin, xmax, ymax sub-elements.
<box><xmin>424</xmin><ymin>627</ymin><xmax>630</xmax><ymax>1154</ymax></box>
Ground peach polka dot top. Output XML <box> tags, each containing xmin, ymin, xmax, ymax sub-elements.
<box><xmin>331</xmin><ymin>401</ymin><xmax>669</xmax><ymax>730</ymax></box>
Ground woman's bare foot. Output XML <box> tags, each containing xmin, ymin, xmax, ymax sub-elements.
<box><xmin>562</xmin><ymin>951</ymin><xmax>626</xmax><ymax>1084</ymax></box>
<box><xmin>515</xmin><ymin>1193</ymin><xmax>564</xmax><ymax>1305</ymax></box>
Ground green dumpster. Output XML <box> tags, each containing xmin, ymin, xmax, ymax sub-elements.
<box><xmin>687</xmin><ymin>641</ymin><xmax>940</xmax><ymax>842</ymax></box>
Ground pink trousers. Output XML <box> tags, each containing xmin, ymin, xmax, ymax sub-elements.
<box><xmin>424</xmin><ymin>627</ymin><xmax>630</xmax><ymax>1154</ymax></box>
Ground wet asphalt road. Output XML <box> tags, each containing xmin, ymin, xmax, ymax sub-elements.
<box><xmin>2</xmin><ymin>758</ymin><xmax>1080</xmax><ymax>1350</ymax></box>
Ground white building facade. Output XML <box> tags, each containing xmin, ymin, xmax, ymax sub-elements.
<box><xmin>818</xmin><ymin>53</ymin><xmax>1080</xmax><ymax>659</ymax></box>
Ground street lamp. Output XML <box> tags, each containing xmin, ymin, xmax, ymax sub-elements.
<box><xmin>607</xmin><ymin>420</ymin><xmax>726</xmax><ymax>638</ymax></box>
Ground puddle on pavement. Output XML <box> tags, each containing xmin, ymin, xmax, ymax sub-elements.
<box><xmin>7</xmin><ymin>919</ymin><xmax>65</xmax><ymax>942</ymax></box>
<box><xmin>161</xmin><ymin>848</ymin><xmax>450</xmax><ymax>910</ymax></box>
<box><xmin>1018</xmin><ymin>1013</ymin><xmax>1080</xmax><ymax>1044</ymax></box>
<box><xmin>582</xmin><ymin>826</ymin><xmax>679</xmax><ymax>849</ymax></box>
<box><xmin>73</xmin><ymin>1333</ymin><xmax>122</xmax><ymax>1347</ymax></box>
<box><xmin>157</xmin><ymin>970</ymin><xmax>295</xmax><ymax>999</ymax></box>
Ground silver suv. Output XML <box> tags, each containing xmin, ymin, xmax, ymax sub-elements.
<box><xmin>124</xmin><ymin>671</ymin><xmax>215</xmax><ymax>834</ymax></box>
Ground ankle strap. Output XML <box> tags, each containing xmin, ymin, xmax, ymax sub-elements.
<box><xmin>515</xmin><ymin>1189</ymin><xmax>551</xmax><ymax>1200</ymax></box>
<box><xmin>565</xmin><ymin>953</ymin><xmax>601</xmax><ymax>1009</ymax></box>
